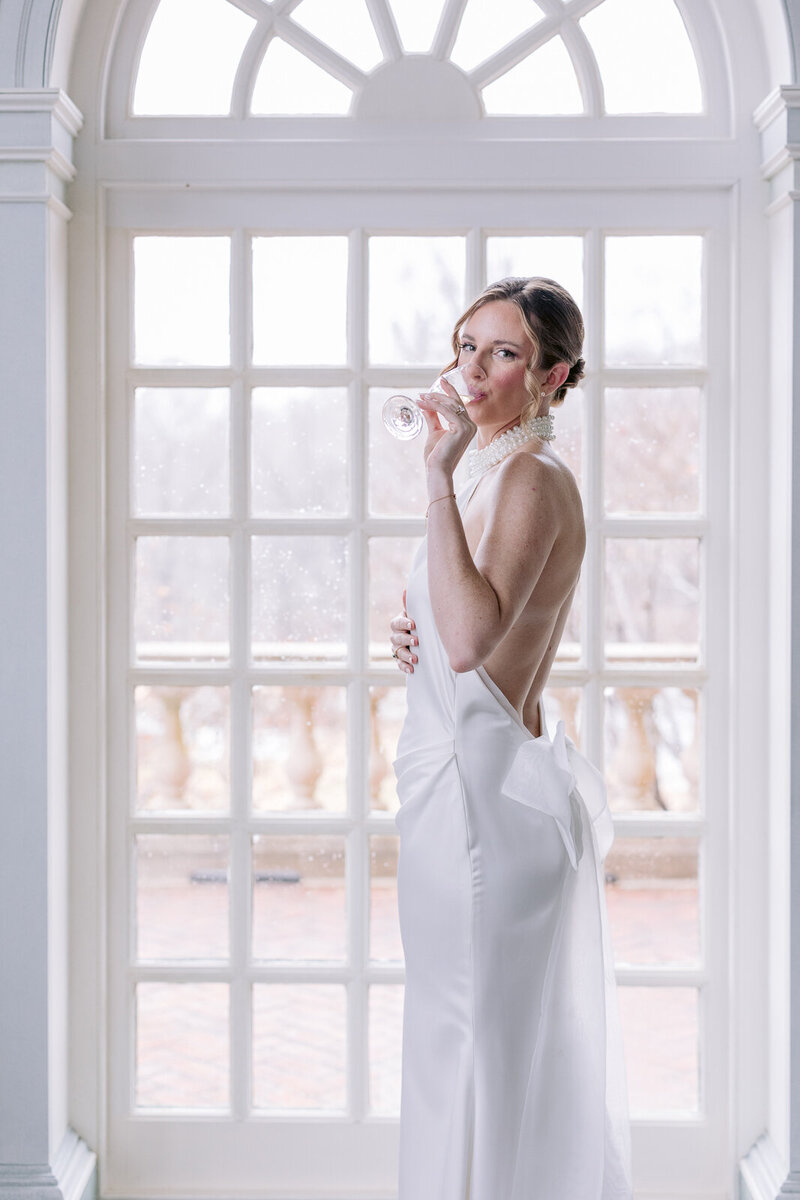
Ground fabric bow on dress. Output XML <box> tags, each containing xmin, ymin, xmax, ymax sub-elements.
<box><xmin>501</xmin><ymin>719</ymin><xmax>585</xmax><ymax>870</ymax></box>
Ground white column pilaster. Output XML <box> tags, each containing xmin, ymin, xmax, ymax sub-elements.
<box><xmin>0</xmin><ymin>87</ymin><xmax>94</xmax><ymax>1200</ymax></box>
<box><xmin>740</xmin><ymin>84</ymin><xmax>800</xmax><ymax>1200</ymax></box>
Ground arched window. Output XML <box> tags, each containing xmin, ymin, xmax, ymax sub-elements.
<box><xmin>67</xmin><ymin>0</ymin><xmax>755</xmax><ymax>1193</ymax></box>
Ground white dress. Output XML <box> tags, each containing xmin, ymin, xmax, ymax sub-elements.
<box><xmin>393</xmin><ymin>471</ymin><xmax>633</xmax><ymax>1200</ymax></box>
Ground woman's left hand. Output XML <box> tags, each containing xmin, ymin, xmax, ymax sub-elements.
<box><xmin>418</xmin><ymin>378</ymin><xmax>477</xmax><ymax>480</ymax></box>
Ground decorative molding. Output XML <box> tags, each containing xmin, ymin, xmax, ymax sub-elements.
<box><xmin>753</xmin><ymin>85</ymin><xmax>800</xmax><ymax>132</ymax></box>
<box><xmin>740</xmin><ymin>1132</ymin><xmax>788</xmax><ymax>1198</ymax></box>
<box><xmin>0</xmin><ymin>87</ymin><xmax>82</xmax><ymax>135</ymax></box>
<box><xmin>0</xmin><ymin>1131</ymin><xmax>96</xmax><ymax>1200</ymax></box>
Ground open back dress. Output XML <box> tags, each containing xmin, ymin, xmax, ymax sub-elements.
<box><xmin>393</xmin><ymin>471</ymin><xmax>633</xmax><ymax>1200</ymax></box>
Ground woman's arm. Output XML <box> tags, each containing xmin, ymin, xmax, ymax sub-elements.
<box><xmin>426</xmin><ymin>453</ymin><xmax>561</xmax><ymax>672</ymax></box>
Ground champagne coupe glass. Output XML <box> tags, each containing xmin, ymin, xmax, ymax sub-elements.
<box><xmin>382</xmin><ymin>365</ymin><xmax>473</xmax><ymax>440</ymax></box>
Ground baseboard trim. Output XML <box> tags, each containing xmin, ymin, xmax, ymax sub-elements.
<box><xmin>0</xmin><ymin>1130</ymin><xmax>96</xmax><ymax>1200</ymax></box>
<box><xmin>740</xmin><ymin>1132</ymin><xmax>792</xmax><ymax>1199</ymax></box>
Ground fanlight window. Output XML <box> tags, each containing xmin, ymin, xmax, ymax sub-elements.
<box><xmin>132</xmin><ymin>0</ymin><xmax>704</xmax><ymax>118</ymax></box>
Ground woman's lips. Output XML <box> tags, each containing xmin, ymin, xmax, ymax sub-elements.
<box><xmin>467</xmin><ymin>389</ymin><xmax>486</xmax><ymax>401</ymax></box>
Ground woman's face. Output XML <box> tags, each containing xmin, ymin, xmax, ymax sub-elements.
<box><xmin>456</xmin><ymin>300</ymin><xmax>538</xmax><ymax>428</ymax></box>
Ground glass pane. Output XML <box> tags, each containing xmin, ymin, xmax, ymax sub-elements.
<box><xmin>369</xmin><ymin>685</ymin><xmax>406</xmax><ymax>814</ymax></box>
<box><xmin>136</xmin><ymin>982</ymin><xmax>229</xmax><ymax>1109</ymax></box>
<box><xmin>252</xmin><ymin>236</ymin><xmax>348</xmax><ymax>365</ymax></box>
<box><xmin>369</xmin><ymin>984</ymin><xmax>403</xmax><ymax>1115</ymax></box>
<box><xmin>369</xmin><ymin>387</ymin><xmax>428</xmax><ymax>516</ymax></box>
<box><xmin>252</xmin><ymin>685</ymin><xmax>347</xmax><ymax>814</ymax></box>
<box><xmin>370</xmin><ymin>833</ymin><xmax>401</xmax><ymax>961</ymax></box>
<box><xmin>389</xmin><ymin>0</ymin><xmax>443</xmax><ymax>52</ymax></box>
<box><xmin>605</xmin><ymin>836</ymin><xmax>699</xmax><ymax>964</ymax></box>
<box><xmin>133</xmin><ymin>0</ymin><xmax>255</xmax><ymax>115</ymax></box>
<box><xmin>134</xmin><ymin>388</ymin><xmax>229</xmax><ymax>516</ymax></box>
<box><xmin>134</xmin><ymin>237</ymin><xmax>230</xmax><ymax>366</ymax></box>
<box><xmin>369</xmin><ymin>236</ymin><xmax>465</xmax><ymax>365</ymax></box>
<box><xmin>486</xmin><ymin>235</ymin><xmax>584</xmax><ymax>309</ymax></box>
<box><xmin>134</xmin><ymin>536</ymin><xmax>229</xmax><ymax>661</ymax></box>
<box><xmin>251</xmin><ymin>536</ymin><xmax>348</xmax><ymax>663</ymax></box>
<box><xmin>251</xmin><ymin>387</ymin><xmax>348</xmax><ymax>516</ymax></box>
<box><xmin>604</xmin><ymin>388</ymin><xmax>701</xmax><ymax>514</ymax></box>
<box><xmin>135</xmin><ymin>685</ymin><xmax>229</xmax><ymax>814</ymax></box>
<box><xmin>543</xmin><ymin>685</ymin><xmax>583</xmax><ymax>747</ymax></box>
<box><xmin>369</xmin><ymin>537</ymin><xmax>423</xmax><ymax>664</ymax></box>
<box><xmin>581</xmin><ymin>0</ymin><xmax>702</xmax><ymax>114</ymax></box>
<box><xmin>551</xmin><ymin>383</ymin><xmax>583</xmax><ymax>494</ymax></box>
<box><xmin>605</xmin><ymin>235</ymin><xmax>703</xmax><ymax>366</ymax></box>
<box><xmin>482</xmin><ymin>37</ymin><xmax>583</xmax><ymax>114</ymax></box>
<box><xmin>136</xmin><ymin>834</ymin><xmax>229</xmax><ymax>960</ymax></box>
<box><xmin>251</xmin><ymin>38</ymin><xmax>353</xmax><ymax>114</ymax></box>
<box><xmin>451</xmin><ymin>0</ymin><xmax>544</xmax><ymax>70</ymax></box>
<box><xmin>604</xmin><ymin>538</ymin><xmax>699</xmax><ymax>665</ymax></box>
<box><xmin>618</xmin><ymin>986</ymin><xmax>699</xmax><ymax>1113</ymax></box>
<box><xmin>252</xmin><ymin>834</ymin><xmax>346</xmax><ymax>960</ymax></box>
<box><xmin>604</xmin><ymin>686</ymin><xmax>700</xmax><ymax>814</ymax></box>
<box><xmin>252</xmin><ymin>984</ymin><xmax>346</xmax><ymax>1110</ymax></box>
<box><xmin>291</xmin><ymin>0</ymin><xmax>383</xmax><ymax>69</ymax></box>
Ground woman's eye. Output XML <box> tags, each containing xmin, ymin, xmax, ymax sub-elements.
<box><xmin>459</xmin><ymin>341</ymin><xmax>475</xmax><ymax>352</ymax></box>
<box><xmin>497</xmin><ymin>349</ymin><xmax>516</xmax><ymax>359</ymax></box>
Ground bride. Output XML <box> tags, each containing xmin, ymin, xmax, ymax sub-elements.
<box><xmin>388</xmin><ymin>276</ymin><xmax>633</xmax><ymax>1199</ymax></box>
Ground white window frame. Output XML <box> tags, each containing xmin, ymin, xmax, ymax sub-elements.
<box><xmin>64</xmin><ymin>0</ymin><xmax>773</xmax><ymax>1196</ymax></box>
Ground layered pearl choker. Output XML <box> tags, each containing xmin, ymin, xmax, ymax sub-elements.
<box><xmin>467</xmin><ymin>412</ymin><xmax>555</xmax><ymax>478</ymax></box>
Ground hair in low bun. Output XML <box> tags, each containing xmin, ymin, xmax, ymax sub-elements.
<box><xmin>445</xmin><ymin>276</ymin><xmax>585</xmax><ymax>413</ymax></box>
<box><xmin>557</xmin><ymin>355</ymin><xmax>586</xmax><ymax>403</ymax></box>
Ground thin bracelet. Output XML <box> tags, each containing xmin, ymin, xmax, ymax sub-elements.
<box><xmin>425</xmin><ymin>492</ymin><xmax>456</xmax><ymax>518</ymax></box>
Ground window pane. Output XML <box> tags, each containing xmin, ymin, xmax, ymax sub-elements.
<box><xmin>604</xmin><ymin>686</ymin><xmax>700</xmax><ymax>814</ymax></box>
<box><xmin>369</xmin><ymin>537</ymin><xmax>423</xmax><ymax>664</ymax></box>
<box><xmin>252</xmin><ymin>984</ymin><xmax>346</xmax><ymax>1110</ymax></box>
<box><xmin>369</xmin><ymin>387</ymin><xmax>428</xmax><ymax>516</ymax></box>
<box><xmin>252</xmin><ymin>685</ymin><xmax>347</xmax><ymax>814</ymax></box>
<box><xmin>389</xmin><ymin>0</ymin><xmax>443</xmax><ymax>52</ymax></box>
<box><xmin>451</xmin><ymin>0</ymin><xmax>544</xmax><ymax>70</ymax></box>
<box><xmin>604</xmin><ymin>387</ymin><xmax>701</xmax><ymax>514</ymax></box>
<box><xmin>605</xmin><ymin>235</ymin><xmax>703</xmax><ymax>365</ymax></box>
<box><xmin>486</xmin><ymin>235</ymin><xmax>584</xmax><ymax>309</ymax></box>
<box><xmin>604</xmin><ymin>538</ymin><xmax>700</xmax><ymax>664</ymax></box>
<box><xmin>605</xmin><ymin>836</ymin><xmax>699</xmax><ymax>964</ymax></box>
<box><xmin>369</xmin><ymin>984</ymin><xmax>403</xmax><ymax>1115</ymax></box>
<box><xmin>580</xmin><ymin>0</ymin><xmax>702</xmax><ymax>114</ymax></box>
<box><xmin>135</xmin><ymin>685</ymin><xmax>229</xmax><ymax>814</ymax></box>
<box><xmin>369</xmin><ymin>236</ymin><xmax>465</xmax><ymax>365</ymax></box>
<box><xmin>251</xmin><ymin>387</ymin><xmax>348</xmax><ymax>516</ymax></box>
<box><xmin>618</xmin><ymin>987</ymin><xmax>699</xmax><ymax>1113</ymax></box>
<box><xmin>370</xmin><ymin>685</ymin><xmax>406</xmax><ymax>814</ymax></box>
<box><xmin>544</xmin><ymin>686</ymin><xmax>584</xmax><ymax>747</ymax></box>
<box><xmin>251</xmin><ymin>38</ymin><xmax>353</xmax><ymax>114</ymax></box>
<box><xmin>291</xmin><ymin>0</ymin><xmax>383</xmax><ymax>70</ymax></box>
<box><xmin>370</xmin><ymin>833</ymin><xmax>401</xmax><ymax>961</ymax></box>
<box><xmin>133</xmin><ymin>0</ymin><xmax>255</xmax><ymax>115</ymax></box>
<box><xmin>134</xmin><ymin>388</ymin><xmax>229</xmax><ymax>516</ymax></box>
<box><xmin>134</xmin><ymin>536</ymin><xmax>229</xmax><ymax>662</ymax></box>
<box><xmin>251</xmin><ymin>536</ymin><xmax>348</xmax><ymax>663</ymax></box>
<box><xmin>252</xmin><ymin>237</ymin><xmax>348</xmax><ymax>365</ymax></box>
<box><xmin>136</xmin><ymin>834</ymin><xmax>229</xmax><ymax>960</ymax></box>
<box><xmin>134</xmin><ymin>237</ymin><xmax>230</xmax><ymax>366</ymax></box>
<box><xmin>136</xmin><ymin>982</ymin><xmax>229</xmax><ymax>1109</ymax></box>
<box><xmin>482</xmin><ymin>38</ymin><xmax>583</xmax><ymax>114</ymax></box>
<box><xmin>252</xmin><ymin>834</ymin><xmax>346</xmax><ymax>960</ymax></box>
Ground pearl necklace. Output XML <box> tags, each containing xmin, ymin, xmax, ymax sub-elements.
<box><xmin>467</xmin><ymin>412</ymin><xmax>555</xmax><ymax>478</ymax></box>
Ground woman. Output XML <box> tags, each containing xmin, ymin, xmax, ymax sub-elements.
<box><xmin>388</xmin><ymin>277</ymin><xmax>633</xmax><ymax>1200</ymax></box>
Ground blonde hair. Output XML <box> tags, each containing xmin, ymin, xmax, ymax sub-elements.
<box><xmin>444</xmin><ymin>276</ymin><xmax>585</xmax><ymax>413</ymax></box>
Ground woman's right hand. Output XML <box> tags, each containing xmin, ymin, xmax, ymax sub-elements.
<box><xmin>390</xmin><ymin>588</ymin><xmax>418</xmax><ymax>674</ymax></box>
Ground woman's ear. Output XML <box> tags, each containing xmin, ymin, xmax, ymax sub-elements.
<box><xmin>546</xmin><ymin>362</ymin><xmax>571</xmax><ymax>394</ymax></box>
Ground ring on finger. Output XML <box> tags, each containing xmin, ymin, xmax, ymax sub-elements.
<box><xmin>391</xmin><ymin>646</ymin><xmax>399</xmax><ymax>659</ymax></box>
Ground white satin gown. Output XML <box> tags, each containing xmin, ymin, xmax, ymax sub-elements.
<box><xmin>393</xmin><ymin>471</ymin><xmax>633</xmax><ymax>1200</ymax></box>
